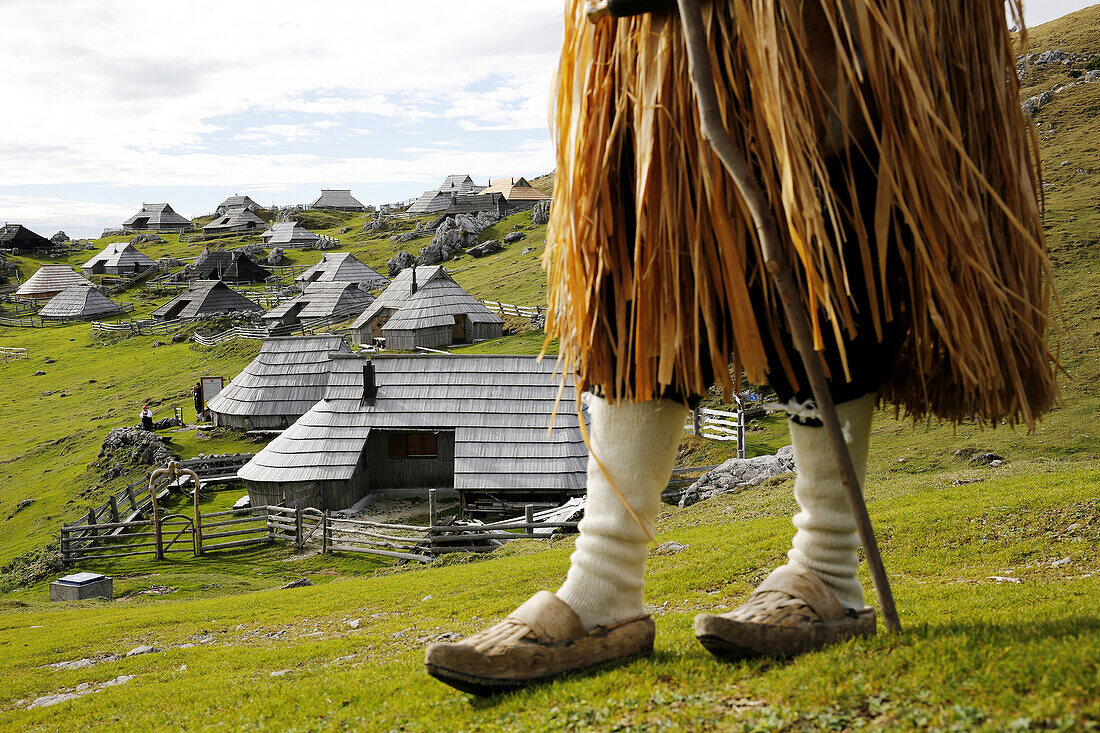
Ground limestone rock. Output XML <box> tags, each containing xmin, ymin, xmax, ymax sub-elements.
<box><xmin>280</xmin><ymin>578</ymin><xmax>313</xmax><ymax>589</ymax></box>
<box><xmin>468</xmin><ymin>239</ymin><xmax>503</xmax><ymax>258</ymax></box>
<box><xmin>678</xmin><ymin>445</ymin><xmax>796</xmax><ymax>507</ymax></box>
<box><xmin>531</xmin><ymin>199</ymin><xmax>550</xmax><ymax>225</ymax></box>
<box><xmin>387</xmin><ymin>251</ymin><xmax>416</xmax><ymax>276</ymax></box>
<box><xmin>504</xmin><ymin>231</ymin><xmax>525</xmax><ymax>244</ymax></box>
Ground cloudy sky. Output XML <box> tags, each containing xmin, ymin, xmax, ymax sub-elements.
<box><xmin>0</xmin><ymin>1</ymin><xmax>1093</xmax><ymax>238</ymax></box>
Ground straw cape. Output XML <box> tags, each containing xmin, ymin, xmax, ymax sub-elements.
<box><xmin>40</xmin><ymin>285</ymin><xmax>125</xmax><ymax>320</ymax></box>
<box><xmin>206</xmin><ymin>335</ymin><xmax>351</xmax><ymax>430</ymax></box>
<box><xmin>546</xmin><ymin>0</ymin><xmax>1054</xmax><ymax>427</ymax></box>
<box><xmin>15</xmin><ymin>265</ymin><xmax>95</xmax><ymax>300</ymax></box>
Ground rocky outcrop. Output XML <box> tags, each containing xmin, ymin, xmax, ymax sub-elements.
<box><xmin>468</xmin><ymin>239</ymin><xmax>502</xmax><ymax>258</ymax></box>
<box><xmin>96</xmin><ymin>427</ymin><xmax>176</xmax><ymax>478</ymax></box>
<box><xmin>50</xmin><ymin>231</ymin><xmax>70</xmax><ymax>245</ymax></box>
<box><xmin>390</xmin><ymin>221</ymin><xmax>431</xmax><ymax>243</ymax></box>
<box><xmin>266</xmin><ymin>247</ymin><xmax>285</xmax><ymax>266</ymax></box>
<box><xmin>387</xmin><ymin>251</ymin><xmax>417</xmax><ymax>276</ymax></box>
<box><xmin>130</xmin><ymin>233</ymin><xmax>166</xmax><ymax>245</ymax></box>
<box><xmin>531</xmin><ymin>199</ymin><xmax>550</xmax><ymax>225</ymax></box>
<box><xmin>678</xmin><ymin>445</ymin><xmax>795</xmax><ymax>507</ymax></box>
<box><xmin>504</xmin><ymin>231</ymin><xmax>525</xmax><ymax>244</ymax></box>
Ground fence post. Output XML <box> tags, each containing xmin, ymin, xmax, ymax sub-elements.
<box><xmin>108</xmin><ymin>495</ymin><xmax>120</xmax><ymax>524</ymax></box>
<box><xmin>193</xmin><ymin>488</ymin><xmax>203</xmax><ymax>557</ymax></box>
<box><xmin>60</xmin><ymin>527</ymin><xmax>69</xmax><ymax>566</ymax></box>
<box><xmin>737</xmin><ymin>411</ymin><xmax>746</xmax><ymax>460</ymax></box>
<box><xmin>525</xmin><ymin>505</ymin><xmax>534</xmax><ymax>539</ymax></box>
<box><xmin>691</xmin><ymin>409</ymin><xmax>701</xmax><ymax>436</ymax></box>
<box><xmin>322</xmin><ymin>511</ymin><xmax>330</xmax><ymax>554</ymax></box>
<box><xmin>296</xmin><ymin>508</ymin><xmax>304</xmax><ymax>548</ymax></box>
<box><xmin>126</xmin><ymin>484</ymin><xmax>138</xmax><ymax>512</ymax></box>
<box><xmin>86</xmin><ymin>508</ymin><xmax>98</xmax><ymax>548</ymax></box>
<box><xmin>428</xmin><ymin>488</ymin><xmax>437</xmax><ymax>529</ymax></box>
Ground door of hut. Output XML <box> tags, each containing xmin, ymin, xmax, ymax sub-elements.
<box><xmin>452</xmin><ymin>314</ymin><xmax>467</xmax><ymax>343</ymax></box>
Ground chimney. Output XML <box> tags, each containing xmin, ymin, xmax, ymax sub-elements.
<box><xmin>362</xmin><ymin>361</ymin><xmax>377</xmax><ymax>404</ymax></box>
<box><xmin>410</xmin><ymin>266</ymin><xmax>417</xmax><ymax>294</ymax></box>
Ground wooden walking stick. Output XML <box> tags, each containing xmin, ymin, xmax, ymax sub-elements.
<box><xmin>673</xmin><ymin>0</ymin><xmax>901</xmax><ymax>633</ymax></box>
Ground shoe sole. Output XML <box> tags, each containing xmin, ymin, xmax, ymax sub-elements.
<box><xmin>426</xmin><ymin>649</ymin><xmax>651</xmax><ymax>697</ymax></box>
<box><xmin>694</xmin><ymin>609</ymin><xmax>876</xmax><ymax>661</ymax></box>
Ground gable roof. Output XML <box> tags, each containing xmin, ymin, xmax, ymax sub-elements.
<box><xmin>382</xmin><ymin>270</ymin><xmax>502</xmax><ymax>333</ymax></box>
<box><xmin>123</xmin><ymin>203</ymin><xmax>192</xmax><ymax>229</ymax></box>
<box><xmin>150</xmin><ymin>280</ymin><xmax>264</xmax><ymax>319</ymax></box>
<box><xmin>481</xmin><ymin>177</ymin><xmax>552</xmax><ymax>201</ymax></box>
<box><xmin>238</xmin><ymin>354</ymin><xmax>587</xmax><ymax>494</ymax></box>
<box><xmin>406</xmin><ymin>175</ymin><xmax>487</xmax><ymax>214</ymax></box>
<box><xmin>294</xmin><ymin>252</ymin><xmax>388</xmax><ymax>288</ymax></box>
<box><xmin>81</xmin><ymin>242</ymin><xmax>156</xmax><ymax>270</ymax></box>
<box><xmin>217</xmin><ymin>195</ymin><xmax>262</xmax><ymax>212</ymax></box>
<box><xmin>262</xmin><ymin>281</ymin><xmax>374</xmax><ymax>322</ymax></box>
<box><xmin>15</xmin><ymin>265</ymin><xmax>95</xmax><ymax>299</ymax></box>
<box><xmin>203</xmin><ymin>207</ymin><xmax>266</xmax><ymax>232</ymax></box>
<box><xmin>309</xmin><ymin>189</ymin><xmax>365</xmax><ymax>210</ymax></box>
<box><xmin>261</xmin><ymin>221</ymin><xmax>320</xmax><ymax>245</ymax></box>
<box><xmin>190</xmin><ymin>248</ymin><xmax>272</xmax><ymax>282</ymax></box>
<box><xmin>39</xmin><ymin>285</ymin><xmax>123</xmax><ymax>319</ymax></box>
<box><xmin>206</xmin><ymin>335</ymin><xmax>351</xmax><ymax>421</ymax></box>
<box><xmin>351</xmin><ymin>266</ymin><xmax>481</xmax><ymax>330</ymax></box>
<box><xmin>0</xmin><ymin>224</ymin><xmax>52</xmax><ymax>251</ymax></box>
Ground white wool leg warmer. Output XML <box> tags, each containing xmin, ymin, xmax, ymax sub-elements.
<box><xmin>785</xmin><ymin>393</ymin><xmax>876</xmax><ymax>609</ymax></box>
<box><xmin>557</xmin><ymin>395</ymin><xmax>689</xmax><ymax>630</ymax></box>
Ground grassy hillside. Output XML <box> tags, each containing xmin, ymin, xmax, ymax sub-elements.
<box><xmin>0</xmin><ymin>6</ymin><xmax>1098</xmax><ymax>727</ymax></box>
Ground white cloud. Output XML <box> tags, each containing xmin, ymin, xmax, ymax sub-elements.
<box><xmin>0</xmin><ymin>0</ymin><xmax>562</xmax><ymax>187</ymax></box>
<box><xmin>0</xmin><ymin>196</ymin><xmax>137</xmax><ymax>237</ymax></box>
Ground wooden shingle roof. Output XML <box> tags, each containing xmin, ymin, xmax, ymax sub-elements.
<box><xmin>295</xmin><ymin>252</ymin><xmax>388</xmax><ymax>288</ymax></box>
<box><xmin>382</xmin><ymin>271</ymin><xmax>502</xmax><ymax>332</ymax></box>
<box><xmin>15</xmin><ymin>265</ymin><xmax>95</xmax><ymax>299</ymax></box>
<box><xmin>262</xmin><ymin>282</ymin><xmax>374</xmax><ymax>322</ymax></box>
<box><xmin>203</xmin><ymin>207</ymin><xmax>265</xmax><ymax>232</ymax></box>
<box><xmin>190</xmin><ymin>248</ymin><xmax>272</xmax><ymax>282</ymax></box>
<box><xmin>123</xmin><ymin>203</ymin><xmax>192</xmax><ymax>229</ymax></box>
<box><xmin>0</xmin><ymin>224</ymin><xmax>52</xmax><ymax>251</ymax></box>
<box><xmin>39</xmin><ymin>286</ymin><xmax>123</xmax><ymax>319</ymax></box>
<box><xmin>206</xmin><ymin>335</ymin><xmax>350</xmax><ymax>421</ymax></box>
<box><xmin>261</xmin><ymin>221</ymin><xmax>320</xmax><ymax>245</ymax></box>
<box><xmin>309</xmin><ymin>189</ymin><xmax>365</xmax><ymax>210</ymax></box>
<box><xmin>481</xmin><ymin>177</ymin><xmax>551</xmax><ymax>201</ymax></box>
<box><xmin>217</xmin><ymin>195</ymin><xmax>261</xmax><ymax>213</ymax></box>
<box><xmin>238</xmin><ymin>354</ymin><xmax>587</xmax><ymax>492</ymax></box>
<box><xmin>150</xmin><ymin>280</ymin><xmax>264</xmax><ymax>319</ymax></box>
<box><xmin>81</xmin><ymin>242</ymin><xmax>156</xmax><ymax>270</ymax></box>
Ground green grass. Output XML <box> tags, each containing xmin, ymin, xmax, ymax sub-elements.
<box><xmin>1</xmin><ymin>7</ymin><xmax>1099</xmax><ymax>726</ymax></box>
<box><xmin>0</xmin><ymin>465</ymin><xmax>1095</xmax><ymax>730</ymax></box>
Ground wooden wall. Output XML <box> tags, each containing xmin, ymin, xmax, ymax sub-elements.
<box><xmin>362</xmin><ymin>429</ymin><xmax>455</xmax><ymax>493</ymax></box>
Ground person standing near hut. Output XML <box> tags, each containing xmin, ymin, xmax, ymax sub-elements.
<box><xmin>192</xmin><ymin>381</ymin><xmax>204</xmax><ymax>423</ymax></box>
<box><xmin>140</xmin><ymin>405</ymin><xmax>154</xmax><ymax>432</ymax></box>
<box><xmin>425</xmin><ymin>0</ymin><xmax>1055</xmax><ymax>695</ymax></box>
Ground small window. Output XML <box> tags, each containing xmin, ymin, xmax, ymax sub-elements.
<box><xmin>386</xmin><ymin>432</ymin><xmax>438</xmax><ymax>459</ymax></box>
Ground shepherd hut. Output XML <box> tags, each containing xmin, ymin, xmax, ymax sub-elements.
<box><xmin>40</xmin><ymin>286</ymin><xmax>125</xmax><ymax>320</ymax></box>
<box><xmin>294</xmin><ymin>252</ymin><xmax>388</xmax><ymax>290</ymax></box>
<box><xmin>480</xmin><ymin>177</ymin><xmax>551</xmax><ymax>210</ymax></box>
<box><xmin>202</xmin><ymin>208</ymin><xmax>266</xmax><ymax>236</ymax></box>
<box><xmin>406</xmin><ymin>175</ymin><xmax>485</xmax><ymax>215</ymax></box>
<box><xmin>151</xmin><ymin>280</ymin><xmax>264</xmax><ymax>320</ymax></box>
<box><xmin>348</xmin><ymin>266</ymin><xmax>502</xmax><ymax>349</ymax></box>
<box><xmin>0</xmin><ymin>224</ymin><xmax>52</xmax><ymax>252</ymax></box>
<box><xmin>260</xmin><ymin>221</ymin><xmax>320</xmax><ymax>248</ymax></box>
<box><xmin>215</xmin><ymin>195</ymin><xmax>262</xmax><ymax>215</ymax></box>
<box><xmin>81</xmin><ymin>242</ymin><xmax>156</xmax><ymax>276</ymax></box>
<box><xmin>15</xmin><ymin>265</ymin><xmax>95</xmax><ymax>301</ymax></box>
<box><xmin>189</xmin><ymin>248</ymin><xmax>272</xmax><ymax>283</ymax></box>
<box><xmin>237</xmin><ymin>354</ymin><xmax>587</xmax><ymax>512</ymax></box>
<box><xmin>206</xmin><ymin>335</ymin><xmax>350</xmax><ymax>430</ymax></box>
<box><xmin>309</xmin><ymin>189</ymin><xmax>366</xmax><ymax>212</ymax></box>
<box><xmin>123</xmin><ymin>203</ymin><xmax>192</xmax><ymax>232</ymax></box>
<box><xmin>261</xmin><ymin>282</ymin><xmax>373</xmax><ymax>328</ymax></box>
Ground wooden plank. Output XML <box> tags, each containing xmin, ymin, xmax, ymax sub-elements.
<box><xmin>200</xmin><ymin>527</ymin><xmax>268</xmax><ymax>541</ymax></box>
<box><xmin>326</xmin><ymin>545</ymin><xmax>431</xmax><ymax>562</ymax></box>
<box><xmin>201</xmin><ymin>537</ymin><xmax>270</xmax><ymax>551</ymax></box>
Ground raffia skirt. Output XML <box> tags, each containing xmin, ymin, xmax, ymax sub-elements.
<box><xmin>545</xmin><ymin>0</ymin><xmax>1057</xmax><ymax>427</ymax></box>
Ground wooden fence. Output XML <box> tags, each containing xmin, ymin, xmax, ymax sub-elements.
<box><xmin>686</xmin><ymin>407</ymin><xmax>746</xmax><ymax>458</ymax></box>
<box><xmin>481</xmin><ymin>300</ymin><xmax>544</xmax><ymax>319</ymax></box>
<box><xmin>106</xmin><ymin>263</ymin><xmax>166</xmax><ymax>294</ymax></box>
<box><xmin>61</xmin><ymin>491</ymin><xmax>580</xmax><ymax>566</ymax></box>
<box><xmin>191</xmin><ymin>325</ymin><xmax>272</xmax><ymax>346</ymax></box>
<box><xmin>0</xmin><ymin>346</ymin><xmax>28</xmax><ymax>362</ymax></box>
<box><xmin>90</xmin><ymin>318</ymin><xmax>185</xmax><ymax>335</ymax></box>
